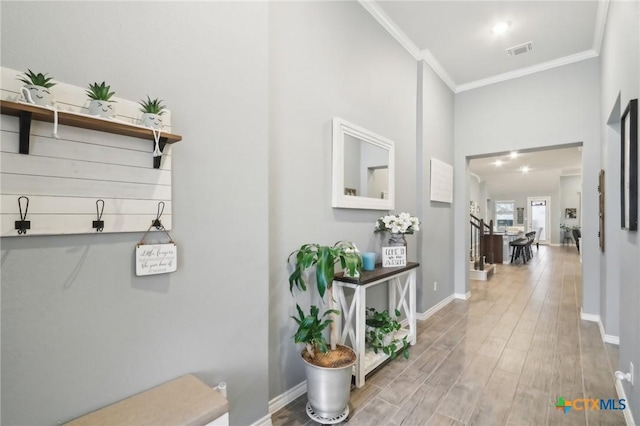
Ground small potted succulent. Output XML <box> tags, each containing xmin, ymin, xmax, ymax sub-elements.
<box><xmin>288</xmin><ymin>241</ymin><xmax>361</xmax><ymax>421</ymax></box>
<box><xmin>139</xmin><ymin>96</ymin><xmax>166</xmax><ymax>130</ymax></box>
<box><xmin>86</xmin><ymin>81</ymin><xmax>116</xmax><ymax>118</ymax></box>
<box><xmin>18</xmin><ymin>69</ymin><xmax>56</xmax><ymax>106</ymax></box>
<box><xmin>365</xmin><ymin>307</ymin><xmax>410</xmax><ymax>360</ymax></box>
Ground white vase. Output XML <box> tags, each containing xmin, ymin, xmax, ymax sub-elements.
<box><xmin>88</xmin><ymin>100</ymin><xmax>115</xmax><ymax>118</ymax></box>
<box><xmin>141</xmin><ymin>113</ymin><xmax>163</xmax><ymax>130</ymax></box>
<box><xmin>22</xmin><ymin>84</ymin><xmax>52</xmax><ymax>106</ymax></box>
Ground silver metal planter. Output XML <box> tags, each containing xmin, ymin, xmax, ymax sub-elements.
<box><xmin>302</xmin><ymin>345</ymin><xmax>356</xmax><ymax>423</ymax></box>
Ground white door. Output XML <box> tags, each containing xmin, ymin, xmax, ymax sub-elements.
<box><xmin>527</xmin><ymin>196</ymin><xmax>550</xmax><ymax>245</ymax></box>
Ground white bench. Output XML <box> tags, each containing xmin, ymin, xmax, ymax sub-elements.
<box><xmin>65</xmin><ymin>375</ymin><xmax>229</xmax><ymax>426</ymax></box>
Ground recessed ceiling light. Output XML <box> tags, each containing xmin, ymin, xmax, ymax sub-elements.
<box><xmin>521</xmin><ymin>166</ymin><xmax>529</xmax><ymax>173</ymax></box>
<box><xmin>494</xmin><ymin>160</ymin><xmax>503</xmax><ymax>167</ymax></box>
<box><xmin>492</xmin><ymin>22</ymin><xmax>510</xmax><ymax>34</ymax></box>
<box><xmin>510</xmin><ymin>151</ymin><xmax>518</xmax><ymax>159</ymax></box>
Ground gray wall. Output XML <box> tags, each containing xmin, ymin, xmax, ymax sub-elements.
<box><xmin>267</xmin><ymin>1</ymin><xmax>417</xmax><ymax>400</ymax></box>
<box><xmin>1</xmin><ymin>2</ymin><xmax>269</xmax><ymax>425</ymax></box>
<box><xmin>454</xmin><ymin>59</ymin><xmax>601</xmax><ymax>312</ymax></box>
<box><xmin>599</xmin><ymin>0</ymin><xmax>640</xmax><ymax>416</ymax></box>
<box><xmin>559</xmin><ymin>175</ymin><xmax>582</xmax><ymax>231</ymax></box>
<box><xmin>416</xmin><ymin>60</ymin><xmax>455</xmax><ymax>310</ymax></box>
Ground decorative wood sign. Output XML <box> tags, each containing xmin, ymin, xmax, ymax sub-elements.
<box><xmin>382</xmin><ymin>246</ymin><xmax>406</xmax><ymax>268</ymax></box>
<box><xmin>136</xmin><ymin>243</ymin><xmax>178</xmax><ymax>276</ymax></box>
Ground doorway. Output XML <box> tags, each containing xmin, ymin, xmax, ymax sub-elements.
<box><xmin>527</xmin><ymin>196</ymin><xmax>550</xmax><ymax>245</ymax></box>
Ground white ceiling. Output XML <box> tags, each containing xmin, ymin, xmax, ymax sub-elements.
<box><xmin>359</xmin><ymin>1</ymin><xmax>595</xmax><ymax>185</ymax></box>
<box><xmin>365</xmin><ymin>0</ymin><xmax>606</xmax><ymax>92</ymax></box>
<box><xmin>468</xmin><ymin>146</ymin><xmax>583</xmax><ymax>193</ymax></box>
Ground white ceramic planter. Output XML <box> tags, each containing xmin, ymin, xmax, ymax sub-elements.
<box><xmin>89</xmin><ymin>100</ymin><xmax>115</xmax><ymax>118</ymax></box>
<box><xmin>23</xmin><ymin>84</ymin><xmax>52</xmax><ymax>106</ymax></box>
<box><xmin>141</xmin><ymin>113</ymin><xmax>163</xmax><ymax>130</ymax></box>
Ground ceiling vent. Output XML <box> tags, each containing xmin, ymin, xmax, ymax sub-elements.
<box><xmin>506</xmin><ymin>41</ymin><xmax>533</xmax><ymax>56</ymax></box>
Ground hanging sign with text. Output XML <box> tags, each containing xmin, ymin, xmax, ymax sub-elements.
<box><xmin>382</xmin><ymin>246</ymin><xmax>406</xmax><ymax>268</ymax></box>
<box><xmin>136</xmin><ymin>243</ymin><xmax>178</xmax><ymax>276</ymax></box>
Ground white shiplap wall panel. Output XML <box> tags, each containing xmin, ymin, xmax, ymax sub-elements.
<box><xmin>1</xmin><ymin>196</ymin><xmax>172</xmax><ymax>215</ymax></box>
<box><xmin>1</xmin><ymin>214</ymin><xmax>172</xmax><ymax>237</ymax></box>
<box><xmin>0</xmin><ymin>131</ymin><xmax>172</xmax><ymax>169</ymax></box>
<box><xmin>1</xmin><ymin>66</ymin><xmax>176</xmax><ymax>237</ymax></box>
<box><xmin>1</xmin><ymin>152</ymin><xmax>172</xmax><ymax>186</ymax></box>
<box><xmin>2</xmin><ymin>174</ymin><xmax>171</xmax><ymax>201</ymax></box>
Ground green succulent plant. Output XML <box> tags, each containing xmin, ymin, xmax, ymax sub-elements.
<box><xmin>86</xmin><ymin>81</ymin><xmax>116</xmax><ymax>102</ymax></box>
<box><xmin>139</xmin><ymin>96</ymin><xmax>166</xmax><ymax>115</ymax></box>
<box><xmin>18</xmin><ymin>69</ymin><xmax>56</xmax><ymax>88</ymax></box>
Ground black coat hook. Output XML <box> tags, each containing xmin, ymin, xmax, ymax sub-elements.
<box><xmin>15</xmin><ymin>196</ymin><xmax>31</xmax><ymax>235</ymax></box>
<box><xmin>93</xmin><ymin>199</ymin><xmax>105</xmax><ymax>232</ymax></box>
<box><xmin>152</xmin><ymin>201</ymin><xmax>165</xmax><ymax>230</ymax></box>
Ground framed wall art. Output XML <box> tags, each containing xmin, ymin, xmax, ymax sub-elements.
<box><xmin>621</xmin><ymin>99</ymin><xmax>638</xmax><ymax>231</ymax></box>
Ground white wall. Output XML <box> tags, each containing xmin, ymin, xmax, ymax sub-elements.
<box><xmin>1</xmin><ymin>2</ymin><xmax>269</xmax><ymax>425</ymax></box>
<box><xmin>599</xmin><ymin>0</ymin><xmax>640</xmax><ymax>417</ymax></box>
<box><xmin>267</xmin><ymin>1</ymin><xmax>417</xmax><ymax>401</ymax></box>
<box><xmin>454</xmin><ymin>59</ymin><xmax>601</xmax><ymax>311</ymax></box>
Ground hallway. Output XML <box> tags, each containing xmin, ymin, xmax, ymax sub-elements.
<box><xmin>272</xmin><ymin>245</ymin><xmax>625</xmax><ymax>425</ymax></box>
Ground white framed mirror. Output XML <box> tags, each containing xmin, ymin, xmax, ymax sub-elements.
<box><xmin>332</xmin><ymin>118</ymin><xmax>395</xmax><ymax>210</ymax></box>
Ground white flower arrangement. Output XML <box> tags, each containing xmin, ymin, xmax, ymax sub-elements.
<box><xmin>374</xmin><ymin>212</ymin><xmax>420</xmax><ymax>235</ymax></box>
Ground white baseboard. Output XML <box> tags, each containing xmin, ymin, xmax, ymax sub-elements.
<box><xmin>580</xmin><ymin>309</ymin><xmax>620</xmax><ymax>346</ymax></box>
<box><xmin>417</xmin><ymin>295</ymin><xmax>454</xmax><ymax>321</ymax></box>
<box><xmin>615</xmin><ymin>377</ymin><xmax>636</xmax><ymax>426</ymax></box>
<box><xmin>268</xmin><ymin>380</ymin><xmax>306</xmax><ymax>414</ymax></box>
<box><xmin>249</xmin><ymin>413</ymin><xmax>273</xmax><ymax>426</ymax></box>
<box><xmin>604</xmin><ymin>334</ymin><xmax>620</xmax><ymax>345</ymax></box>
<box><xmin>580</xmin><ymin>309</ymin><xmax>601</xmax><ymax>323</ymax></box>
<box><xmin>454</xmin><ymin>291</ymin><xmax>471</xmax><ymax>300</ymax></box>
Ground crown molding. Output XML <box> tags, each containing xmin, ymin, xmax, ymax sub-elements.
<box><xmin>358</xmin><ymin>0</ymin><xmax>421</xmax><ymax>59</ymax></box>
<box><xmin>360</xmin><ymin>0</ymin><xmax>605</xmax><ymax>94</ymax></box>
<box><xmin>593</xmin><ymin>0</ymin><xmax>610</xmax><ymax>54</ymax></box>
<box><xmin>456</xmin><ymin>49</ymin><xmax>599</xmax><ymax>93</ymax></box>
<box><xmin>420</xmin><ymin>49</ymin><xmax>457</xmax><ymax>92</ymax></box>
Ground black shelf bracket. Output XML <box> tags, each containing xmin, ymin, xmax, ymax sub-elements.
<box><xmin>153</xmin><ymin>137</ymin><xmax>169</xmax><ymax>169</ymax></box>
<box><xmin>19</xmin><ymin>111</ymin><xmax>32</xmax><ymax>154</ymax></box>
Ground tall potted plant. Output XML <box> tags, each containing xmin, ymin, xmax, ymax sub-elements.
<box><xmin>288</xmin><ymin>241</ymin><xmax>361</xmax><ymax>422</ymax></box>
<box><xmin>17</xmin><ymin>69</ymin><xmax>56</xmax><ymax>106</ymax></box>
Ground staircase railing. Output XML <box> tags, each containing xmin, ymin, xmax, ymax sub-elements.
<box><xmin>469</xmin><ymin>214</ymin><xmax>495</xmax><ymax>270</ymax></box>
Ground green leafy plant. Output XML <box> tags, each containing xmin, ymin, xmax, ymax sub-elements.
<box><xmin>18</xmin><ymin>69</ymin><xmax>56</xmax><ymax>88</ymax></box>
<box><xmin>139</xmin><ymin>96</ymin><xmax>166</xmax><ymax>115</ymax></box>
<box><xmin>291</xmin><ymin>304</ymin><xmax>339</xmax><ymax>358</ymax></box>
<box><xmin>365</xmin><ymin>308</ymin><xmax>410</xmax><ymax>360</ymax></box>
<box><xmin>288</xmin><ymin>241</ymin><xmax>362</xmax><ymax>358</ymax></box>
<box><xmin>86</xmin><ymin>81</ymin><xmax>116</xmax><ymax>102</ymax></box>
<box><xmin>560</xmin><ymin>224</ymin><xmax>572</xmax><ymax>232</ymax></box>
<box><xmin>288</xmin><ymin>241</ymin><xmax>362</xmax><ymax>298</ymax></box>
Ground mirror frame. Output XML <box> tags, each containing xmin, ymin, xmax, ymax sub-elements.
<box><xmin>331</xmin><ymin>118</ymin><xmax>395</xmax><ymax>210</ymax></box>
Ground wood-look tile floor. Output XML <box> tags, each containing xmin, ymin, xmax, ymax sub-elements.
<box><xmin>271</xmin><ymin>245</ymin><xmax>625</xmax><ymax>426</ymax></box>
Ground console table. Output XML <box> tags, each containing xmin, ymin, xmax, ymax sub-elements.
<box><xmin>332</xmin><ymin>262</ymin><xmax>419</xmax><ymax>387</ymax></box>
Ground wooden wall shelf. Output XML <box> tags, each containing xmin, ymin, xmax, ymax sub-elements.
<box><xmin>1</xmin><ymin>100</ymin><xmax>182</xmax><ymax>169</ymax></box>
